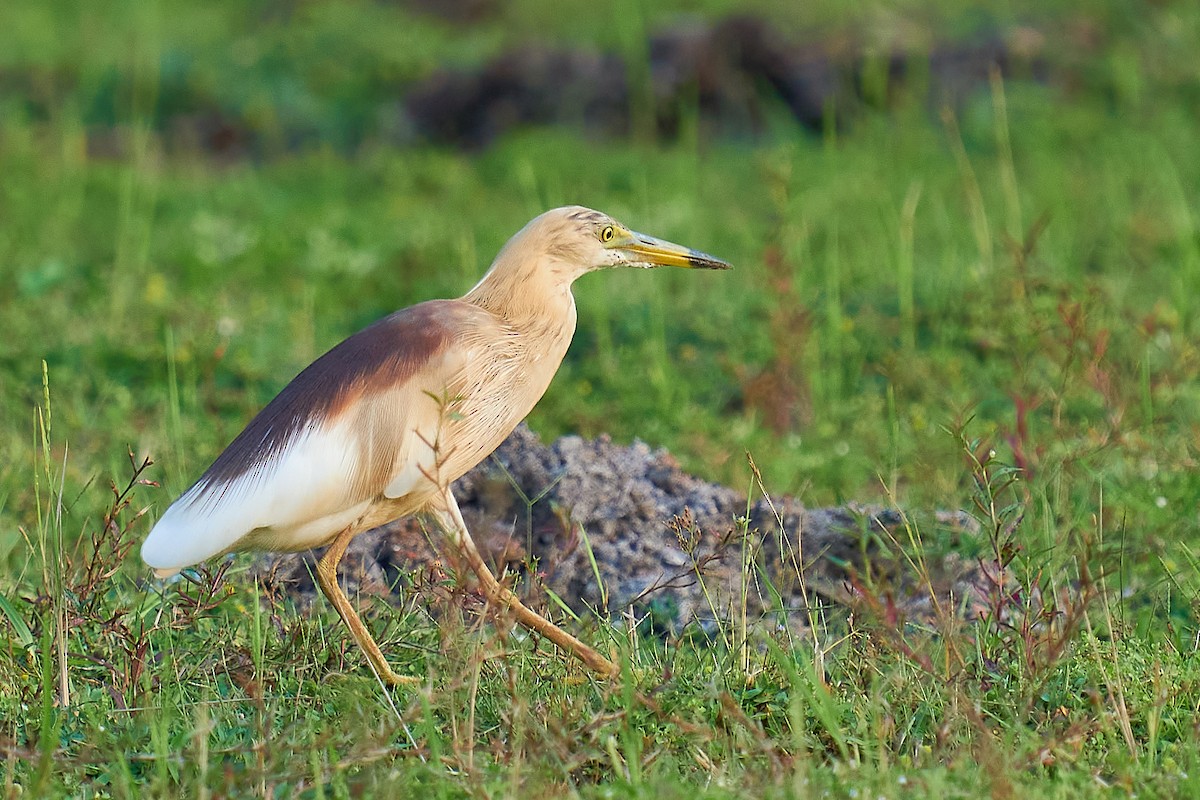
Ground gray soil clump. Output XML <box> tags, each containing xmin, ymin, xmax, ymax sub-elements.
<box><xmin>260</xmin><ymin>425</ymin><xmax>991</xmax><ymax>636</ymax></box>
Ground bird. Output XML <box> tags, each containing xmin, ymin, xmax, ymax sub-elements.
<box><xmin>141</xmin><ymin>206</ymin><xmax>731</xmax><ymax>684</ymax></box>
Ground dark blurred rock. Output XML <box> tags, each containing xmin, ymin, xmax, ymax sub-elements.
<box><xmin>404</xmin><ymin>48</ymin><xmax>629</xmax><ymax>148</ymax></box>
<box><xmin>402</xmin><ymin>15</ymin><xmax>1047</xmax><ymax>148</ymax></box>
<box><xmin>387</xmin><ymin>0</ymin><xmax>499</xmax><ymax>24</ymax></box>
<box><xmin>649</xmin><ymin>15</ymin><xmax>849</xmax><ymax>135</ymax></box>
<box><xmin>401</xmin><ymin>15</ymin><xmax>851</xmax><ymax>146</ymax></box>
<box><xmin>166</xmin><ymin>110</ymin><xmax>256</xmax><ymax>160</ymax></box>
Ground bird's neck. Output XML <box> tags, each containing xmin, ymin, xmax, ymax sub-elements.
<box><xmin>461</xmin><ymin>254</ymin><xmax>580</xmax><ymax>331</ymax></box>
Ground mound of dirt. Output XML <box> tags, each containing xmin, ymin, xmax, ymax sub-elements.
<box><xmin>259</xmin><ymin>425</ymin><xmax>990</xmax><ymax>636</ymax></box>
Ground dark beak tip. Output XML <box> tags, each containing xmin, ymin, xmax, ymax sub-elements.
<box><xmin>689</xmin><ymin>255</ymin><xmax>733</xmax><ymax>271</ymax></box>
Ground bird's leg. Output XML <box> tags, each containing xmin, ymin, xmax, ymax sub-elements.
<box><xmin>315</xmin><ymin>525</ymin><xmax>420</xmax><ymax>686</ymax></box>
<box><xmin>432</xmin><ymin>491</ymin><xmax>620</xmax><ymax>678</ymax></box>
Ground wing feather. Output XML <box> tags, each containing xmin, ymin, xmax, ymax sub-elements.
<box><xmin>141</xmin><ymin>300</ymin><xmax>478</xmax><ymax>573</ymax></box>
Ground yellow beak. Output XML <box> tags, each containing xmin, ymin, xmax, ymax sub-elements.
<box><xmin>621</xmin><ymin>232</ymin><xmax>732</xmax><ymax>270</ymax></box>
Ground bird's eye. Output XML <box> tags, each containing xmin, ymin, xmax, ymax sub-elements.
<box><xmin>600</xmin><ymin>225</ymin><xmax>615</xmax><ymax>243</ymax></box>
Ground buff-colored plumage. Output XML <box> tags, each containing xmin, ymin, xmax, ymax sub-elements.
<box><xmin>143</xmin><ymin>206</ymin><xmax>730</xmax><ymax>682</ymax></box>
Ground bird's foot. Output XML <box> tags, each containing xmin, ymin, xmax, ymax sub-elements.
<box><xmin>377</xmin><ymin>666</ymin><xmax>422</xmax><ymax>687</ymax></box>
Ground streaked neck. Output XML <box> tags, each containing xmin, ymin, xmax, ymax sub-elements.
<box><xmin>462</xmin><ymin>253</ymin><xmax>579</xmax><ymax>328</ymax></box>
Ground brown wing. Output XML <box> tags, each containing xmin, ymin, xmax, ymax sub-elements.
<box><xmin>141</xmin><ymin>299</ymin><xmax>479</xmax><ymax>570</ymax></box>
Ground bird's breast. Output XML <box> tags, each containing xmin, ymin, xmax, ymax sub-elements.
<box><xmin>434</xmin><ymin>310</ymin><xmax>576</xmax><ymax>482</ymax></box>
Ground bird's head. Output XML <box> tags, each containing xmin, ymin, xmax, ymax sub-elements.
<box><xmin>508</xmin><ymin>206</ymin><xmax>733</xmax><ymax>280</ymax></box>
<box><xmin>464</xmin><ymin>206</ymin><xmax>730</xmax><ymax>316</ymax></box>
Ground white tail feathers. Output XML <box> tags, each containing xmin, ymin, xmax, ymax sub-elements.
<box><xmin>141</xmin><ymin>423</ymin><xmax>363</xmax><ymax>572</ymax></box>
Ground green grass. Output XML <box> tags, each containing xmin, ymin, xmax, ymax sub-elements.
<box><xmin>2</xmin><ymin>0</ymin><xmax>1200</xmax><ymax>796</ymax></box>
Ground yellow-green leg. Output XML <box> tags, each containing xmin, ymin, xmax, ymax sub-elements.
<box><xmin>315</xmin><ymin>526</ymin><xmax>420</xmax><ymax>686</ymax></box>
<box><xmin>431</xmin><ymin>491</ymin><xmax>619</xmax><ymax>678</ymax></box>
